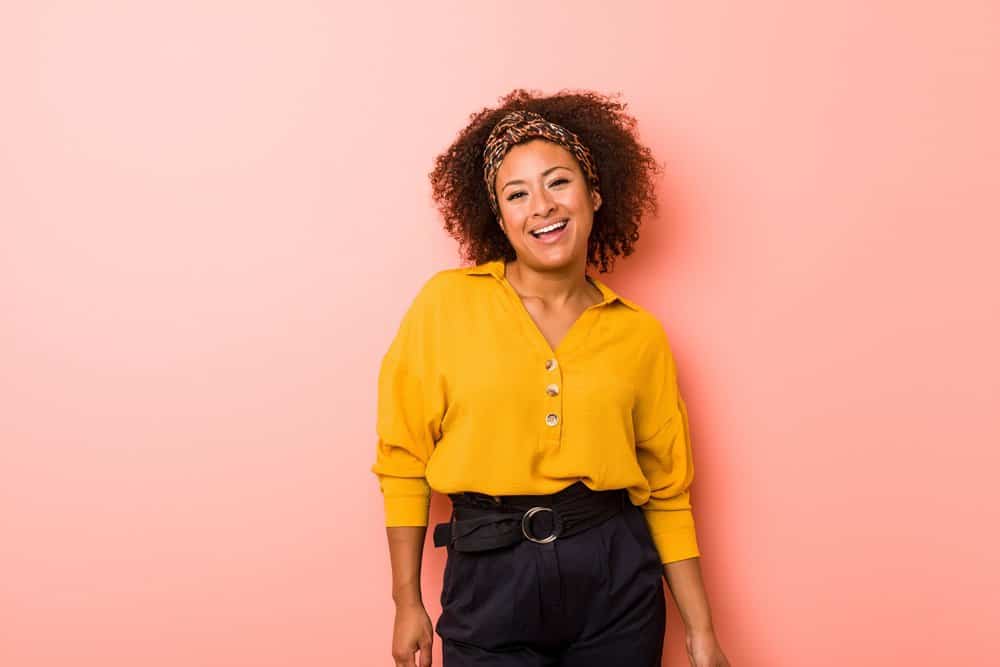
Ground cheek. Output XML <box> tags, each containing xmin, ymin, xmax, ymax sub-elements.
<box><xmin>564</xmin><ymin>187</ymin><xmax>594</xmax><ymax>210</ymax></box>
<box><xmin>567</xmin><ymin>193</ymin><xmax>596</xmax><ymax>221</ymax></box>
<box><xmin>497</xmin><ymin>198</ymin><xmax>518</xmax><ymax>222</ymax></box>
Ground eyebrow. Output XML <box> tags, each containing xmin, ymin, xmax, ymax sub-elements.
<box><xmin>501</xmin><ymin>165</ymin><xmax>573</xmax><ymax>191</ymax></box>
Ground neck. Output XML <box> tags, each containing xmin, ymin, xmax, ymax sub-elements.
<box><xmin>505</xmin><ymin>258</ymin><xmax>594</xmax><ymax>307</ymax></box>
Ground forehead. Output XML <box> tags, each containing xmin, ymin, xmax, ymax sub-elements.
<box><xmin>496</xmin><ymin>139</ymin><xmax>579</xmax><ymax>177</ymax></box>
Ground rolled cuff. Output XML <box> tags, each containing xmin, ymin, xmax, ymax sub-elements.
<box><xmin>642</xmin><ymin>507</ymin><xmax>701</xmax><ymax>564</ymax></box>
<box><xmin>377</xmin><ymin>475</ymin><xmax>431</xmax><ymax>527</ymax></box>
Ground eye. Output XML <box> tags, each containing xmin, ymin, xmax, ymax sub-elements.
<box><xmin>506</xmin><ymin>177</ymin><xmax>568</xmax><ymax>202</ymax></box>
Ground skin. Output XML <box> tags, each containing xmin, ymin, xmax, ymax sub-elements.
<box><xmin>493</xmin><ymin>139</ymin><xmax>605</xmax><ymax>345</ymax></box>
<box><xmin>386</xmin><ymin>139</ymin><xmax>730</xmax><ymax>666</ymax></box>
<box><xmin>387</xmin><ymin>526</ymin><xmax>432</xmax><ymax>667</ymax></box>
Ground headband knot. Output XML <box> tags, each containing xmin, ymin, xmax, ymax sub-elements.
<box><xmin>482</xmin><ymin>110</ymin><xmax>600</xmax><ymax>219</ymax></box>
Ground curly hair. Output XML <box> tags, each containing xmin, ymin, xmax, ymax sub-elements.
<box><xmin>429</xmin><ymin>88</ymin><xmax>662</xmax><ymax>274</ymax></box>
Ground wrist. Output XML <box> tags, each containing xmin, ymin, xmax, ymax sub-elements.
<box><xmin>392</xmin><ymin>587</ymin><xmax>423</xmax><ymax>608</ymax></box>
<box><xmin>394</xmin><ymin>598</ymin><xmax>424</xmax><ymax>610</ymax></box>
<box><xmin>685</xmin><ymin>623</ymin><xmax>716</xmax><ymax>636</ymax></box>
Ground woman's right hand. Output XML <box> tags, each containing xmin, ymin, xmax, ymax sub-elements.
<box><xmin>392</xmin><ymin>601</ymin><xmax>434</xmax><ymax>667</ymax></box>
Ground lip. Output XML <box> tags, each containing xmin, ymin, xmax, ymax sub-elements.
<box><xmin>529</xmin><ymin>218</ymin><xmax>570</xmax><ymax>245</ymax></box>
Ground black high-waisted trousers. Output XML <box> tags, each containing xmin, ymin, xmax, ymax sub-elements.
<box><xmin>435</xmin><ymin>484</ymin><xmax>666</xmax><ymax>666</ymax></box>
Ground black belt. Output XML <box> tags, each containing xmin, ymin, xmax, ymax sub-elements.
<box><xmin>432</xmin><ymin>481</ymin><xmax>627</xmax><ymax>553</ymax></box>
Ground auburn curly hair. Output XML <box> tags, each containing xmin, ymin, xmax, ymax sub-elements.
<box><xmin>429</xmin><ymin>88</ymin><xmax>662</xmax><ymax>274</ymax></box>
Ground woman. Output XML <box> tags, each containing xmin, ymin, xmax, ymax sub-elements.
<box><xmin>372</xmin><ymin>89</ymin><xmax>730</xmax><ymax>666</ymax></box>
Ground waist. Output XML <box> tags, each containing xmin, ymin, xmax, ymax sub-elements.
<box><xmin>435</xmin><ymin>482</ymin><xmax>628</xmax><ymax>552</ymax></box>
<box><xmin>449</xmin><ymin>480</ymin><xmax>624</xmax><ymax>511</ymax></box>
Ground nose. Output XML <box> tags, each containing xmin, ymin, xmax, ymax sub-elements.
<box><xmin>532</xmin><ymin>187</ymin><xmax>556</xmax><ymax>218</ymax></box>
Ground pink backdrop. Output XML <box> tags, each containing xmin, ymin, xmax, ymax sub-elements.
<box><xmin>2</xmin><ymin>2</ymin><xmax>998</xmax><ymax>665</ymax></box>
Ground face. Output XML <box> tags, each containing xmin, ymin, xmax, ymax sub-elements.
<box><xmin>494</xmin><ymin>139</ymin><xmax>601</xmax><ymax>271</ymax></box>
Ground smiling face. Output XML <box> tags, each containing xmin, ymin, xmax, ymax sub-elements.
<box><xmin>494</xmin><ymin>139</ymin><xmax>602</xmax><ymax>272</ymax></box>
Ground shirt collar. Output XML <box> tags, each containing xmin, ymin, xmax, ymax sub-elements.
<box><xmin>463</xmin><ymin>259</ymin><xmax>640</xmax><ymax>311</ymax></box>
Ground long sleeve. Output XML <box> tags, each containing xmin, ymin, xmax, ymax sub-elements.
<box><xmin>370</xmin><ymin>277</ymin><xmax>446</xmax><ymax>527</ymax></box>
<box><xmin>633</xmin><ymin>321</ymin><xmax>701</xmax><ymax>564</ymax></box>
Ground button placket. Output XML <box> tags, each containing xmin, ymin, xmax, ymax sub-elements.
<box><xmin>543</xmin><ymin>358</ymin><xmax>562</xmax><ymax>437</ymax></box>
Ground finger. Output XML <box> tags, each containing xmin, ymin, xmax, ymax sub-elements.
<box><xmin>418</xmin><ymin>636</ymin><xmax>433</xmax><ymax>666</ymax></box>
<box><xmin>394</xmin><ymin>650</ymin><xmax>416</xmax><ymax>667</ymax></box>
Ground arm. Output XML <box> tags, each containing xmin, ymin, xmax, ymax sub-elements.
<box><xmin>372</xmin><ymin>278</ymin><xmax>446</xmax><ymax>666</ymax></box>
<box><xmin>633</xmin><ymin>323</ymin><xmax>701</xmax><ymax>564</ymax></box>
<box><xmin>634</xmin><ymin>320</ymin><xmax>729</xmax><ymax>665</ymax></box>
<box><xmin>387</xmin><ymin>525</ymin><xmax>427</xmax><ymax>608</ymax></box>
<box><xmin>386</xmin><ymin>526</ymin><xmax>433</xmax><ymax>667</ymax></box>
<box><xmin>662</xmin><ymin>557</ymin><xmax>713</xmax><ymax>632</ymax></box>
<box><xmin>664</xmin><ymin>558</ymin><xmax>730</xmax><ymax>667</ymax></box>
<box><xmin>374</xmin><ymin>365</ymin><xmax>437</xmax><ymax>667</ymax></box>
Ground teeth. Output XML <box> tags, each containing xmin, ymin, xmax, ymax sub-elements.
<box><xmin>532</xmin><ymin>220</ymin><xmax>567</xmax><ymax>236</ymax></box>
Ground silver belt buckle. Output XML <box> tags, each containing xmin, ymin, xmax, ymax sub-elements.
<box><xmin>521</xmin><ymin>506</ymin><xmax>560</xmax><ymax>544</ymax></box>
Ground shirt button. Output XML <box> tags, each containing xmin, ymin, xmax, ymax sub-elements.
<box><xmin>545</xmin><ymin>413</ymin><xmax>559</xmax><ymax>427</ymax></box>
<box><xmin>545</xmin><ymin>383</ymin><xmax>559</xmax><ymax>396</ymax></box>
<box><xmin>545</xmin><ymin>358</ymin><xmax>558</xmax><ymax>371</ymax></box>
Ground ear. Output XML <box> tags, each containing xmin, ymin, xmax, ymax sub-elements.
<box><xmin>591</xmin><ymin>189</ymin><xmax>602</xmax><ymax>211</ymax></box>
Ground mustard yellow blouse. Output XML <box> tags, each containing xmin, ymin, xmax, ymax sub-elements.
<box><xmin>371</xmin><ymin>259</ymin><xmax>700</xmax><ymax>564</ymax></box>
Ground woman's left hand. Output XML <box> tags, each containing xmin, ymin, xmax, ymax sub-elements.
<box><xmin>685</xmin><ymin>627</ymin><xmax>731</xmax><ymax>667</ymax></box>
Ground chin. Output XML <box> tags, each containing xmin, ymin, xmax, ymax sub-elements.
<box><xmin>531</xmin><ymin>249</ymin><xmax>585</xmax><ymax>271</ymax></box>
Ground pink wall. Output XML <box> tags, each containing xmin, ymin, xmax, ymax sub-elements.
<box><xmin>2</xmin><ymin>2</ymin><xmax>998</xmax><ymax>665</ymax></box>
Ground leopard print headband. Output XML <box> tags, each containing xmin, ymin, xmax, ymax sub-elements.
<box><xmin>482</xmin><ymin>110</ymin><xmax>600</xmax><ymax>220</ymax></box>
